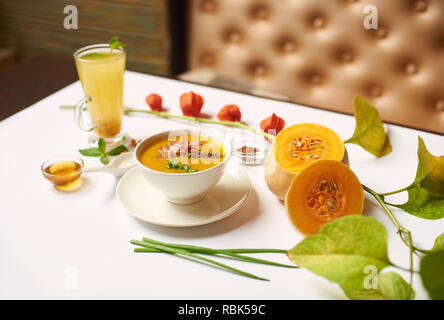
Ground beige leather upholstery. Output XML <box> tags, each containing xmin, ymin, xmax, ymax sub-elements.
<box><xmin>187</xmin><ymin>0</ymin><xmax>444</xmax><ymax>134</ymax></box>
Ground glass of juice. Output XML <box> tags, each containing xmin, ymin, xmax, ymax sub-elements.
<box><xmin>73</xmin><ymin>44</ymin><xmax>126</xmax><ymax>145</ymax></box>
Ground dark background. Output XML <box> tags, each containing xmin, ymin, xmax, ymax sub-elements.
<box><xmin>0</xmin><ymin>0</ymin><xmax>186</xmax><ymax>120</ymax></box>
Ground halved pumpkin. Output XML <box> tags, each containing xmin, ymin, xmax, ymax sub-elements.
<box><xmin>264</xmin><ymin>123</ymin><xmax>348</xmax><ymax>200</ymax></box>
<box><xmin>285</xmin><ymin>159</ymin><xmax>364</xmax><ymax>235</ymax></box>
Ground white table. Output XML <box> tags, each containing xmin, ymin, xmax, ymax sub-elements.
<box><xmin>0</xmin><ymin>71</ymin><xmax>442</xmax><ymax>299</ymax></box>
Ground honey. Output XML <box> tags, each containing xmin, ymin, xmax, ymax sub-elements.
<box><xmin>42</xmin><ymin>159</ymin><xmax>83</xmax><ymax>191</ymax></box>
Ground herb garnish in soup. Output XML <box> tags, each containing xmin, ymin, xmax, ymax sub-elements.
<box><xmin>140</xmin><ymin>135</ymin><xmax>225</xmax><ymax>173</ymax></box>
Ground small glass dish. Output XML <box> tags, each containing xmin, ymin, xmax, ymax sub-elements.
<box><xmin>41</xmin><ymin>156</ymin><xmax>84</xmax><ymax>191</ymax></box>
<box><xmin>232</xmin><ymin>138</ymin><xmax>269</xmax><ymax>165</ymax></box>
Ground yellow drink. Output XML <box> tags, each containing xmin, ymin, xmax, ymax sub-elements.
<box><xmin>74</xmin><ymin>46</ymin><xmax>125</xmax><ymax>139</ymax></box>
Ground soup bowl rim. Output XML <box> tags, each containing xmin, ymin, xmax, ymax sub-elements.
<box><xmin>134</xmin><ymin>129</ymin><xmax>232</xmax><ymax>176</ymax></box>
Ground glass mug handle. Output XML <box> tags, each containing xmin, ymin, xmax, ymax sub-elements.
<box><xmin>74</xmin><ymin>96</ymin><xmax>96</xmax><ymax>132</ymax></box>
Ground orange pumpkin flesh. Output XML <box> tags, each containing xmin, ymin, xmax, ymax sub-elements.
<box><xmin>285</xmin><ymin>159</ymin><xmax>364</xmax><ymax>235</ymax></box>
<box><xmin>265</xmin><ymin>123</ymin><xmax>347</xmax><ymax>200</ymax></box>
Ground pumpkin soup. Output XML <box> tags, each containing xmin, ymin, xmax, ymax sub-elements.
<box><xmin>140</xmin><ymin>135</ymin><xmax>225</xmax><ymax>173</ymax></box>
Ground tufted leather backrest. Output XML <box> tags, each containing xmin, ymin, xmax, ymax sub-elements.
<box><xmin>186</xmin><ymin>0</ymin><xmax>444</xmax><ymax>134</ymax></box>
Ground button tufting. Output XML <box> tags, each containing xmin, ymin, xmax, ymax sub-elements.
<box><xmin>223</xmin><ymin>28</ymin><xmax>243</xmax><ymax>43</ymax></box>
<box><xmin>283</xmin><ymin>41</ymin><xmax>296</xmax><ymax>53</ymax></box>
<box><xmin>300</xmin><ymin>68</ymin><xmax>326</xmax><ymax>86</ymax></box>
<box><xmin>188</xmin><ymin>0</ymin><xmax>444</xmax><ymax>134</ymax></box>
<box><xmin>253</xmin><ymin>65</ymin><xmax>266</xmax><ymax>76</ymax></box>
<box><xmin>199</xmin><ymin>0</ymin><xmax>217</xmax><ymax>13</ymax></box>
<box><xmin>249</xmin><ymin>3</ymin><xmax>271</xmax><ymax>21</ymax></box>
<box><xmin>374</xmin><ymin>26</ymin><xmax>388</xmax><ymax>39</ymax></box>
<box><xmin>229</xmin><ymin>32</ymin><xmax>241</xmax><ymax>42</ymax></box>
<box><xmin>333</xmin><ymin>48</ymin><xmax>355</xmax><ymax>64</ymax></box>
<box><xmin>305</xmin><ymin>11</ymin><xmax>329</xmax><ymax>30</ymax></box>
<box><xmin>310</xmin><ymin>74</ymin><xmax>323</xmax><ymax>85</ymax></box>
<box><xmin>246</xmin><ymin>61</ymin><xmax>269</xmax><ymax>77</ymax></box>
<box><xmin>340</xmin><ymin>51</ymin><xmax>354</xmax><ymax>63</ymax></box>
<box><xmin>312</xmin><ymin>16</ymin><xmax>326</xmax><ymax>29</ymax></box>
<box><xmin>369</xmin><ymin>85</ymin><xmax>383</xmax><ymax>97</ymax></box>
<box><xmin>275</xmin><ymin>37</ymin><xmax>297</xmax><ymax>54</ymax></box>
<box><xmin>413</xmin><ymin>0</ymin><xmax>428</xmax><ymax>12</ymax></box>
<box><xmin>405</xmin><ymin>62</ymin><xmax>418</xmax><ymax>75</ymax></box>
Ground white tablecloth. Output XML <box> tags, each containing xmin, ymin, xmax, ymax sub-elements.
<box><xmin>0</xmin><ymin>71</ymin><xmax>443</xmax><ymax>299</ymax></box>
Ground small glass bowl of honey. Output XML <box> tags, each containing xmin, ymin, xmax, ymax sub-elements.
<box><xmin>41</xmin><ymin>156</ymin><xmax>84</xmax><ymax>191</ymax></box>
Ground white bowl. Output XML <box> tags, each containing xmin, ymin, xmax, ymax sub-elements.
<box><xmin>134</xmin><ymin>129</ymin><xmax>232</xmax><ymax>204</ymax></box>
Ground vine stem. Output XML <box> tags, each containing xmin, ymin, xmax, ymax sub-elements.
<box><xmin>389</xmin><ymin>262</ymin><xmax>419</xmax><ymax>273</ymax></box>
<box><xmin>59</xmin><ymin>105</ymin><xmax>275</xmax><ymax>140</ymax></box>
<box><xmin>124</xmin><ymin>108</ymin><xmax>275</xmax><ymax>140</ymax></box>
<box><xmin>130</xmin><ymin>240</ymin><xmax>269</xmax><ymax>281</ymax></box>
<box><xmin>379</xmin><ymin>185</ymin><xmax>412</xmax><ymax>197</ymax></box>
<box><xmin>59</xmin><ymin>105</ymin><xmax>78</xmax><ymax>109</ymax></box>
<box><xmin>362</xmin><ymin>184</ymin><xmax>414</xmax><ymax>284</ymax></box>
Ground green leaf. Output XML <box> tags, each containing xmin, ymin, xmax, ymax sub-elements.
<box><xmin>288</xmin><ymin>216</ymin><xmax>400</xmax><ymax>300</ymax></box>
<box><xmin>411</xmin><ymin>137</ymin><xmax>444</xmax><ymax>198</ymax></box>
<box><xmin>431</xmin><ymin>234</ymin><xmax>444</xmax><ymax>251</ymax></box>
<box><xmin>166</xmin><ymin>160</ymin><xmax>178</xmax><ymax>169</ymax></box>
<box><xmin>100</xmin><ymin>154</ymin><xmax>109</xmax><ymax>165</ymax></box>
<box><xmin>98</xmin><ymin>138</ymin><xmax>106</xmax><ymax>154</ymax></box>
<box><xmin>420</xmin><ymin>249</ymin><xmax>444</xmax><ymax>300</ymax></box>
<box><xmin>106</xmin><ymin>145</ymin><xmax>128</xmax><ymax>156</ymax></box>
<box><xmin>109</xmin><ymin>36</ymin><xmax>124</xmax><ymax>50</ymax></box>
<box><xmin>384</xmin><ymin>137</ymin><xmax>444</xmax><ymax>220</ymax></box>
<box><xmin>375</xmin><ymin>272</ymin><xmax>415</xmax><ymax>300</ymax></box>
<box><xmin>166</xmin><ymin>160</ymin><xmax>196</xmax><ymax>173</ymax></box>
<box><xmin>344</xmin><ymin>96</ymin><xmax>392</xmax><ymax>157</ymax></box>
<box><xmin>343</xmin><ymin>272</ymin><xmax>414</xmax><ymax>300</ymax></box>
<box><xmin>395</xmin><ymin>187</ymin><xmax>444</xmax><ymax>220</ymax></box>
<box><xmin>79</xmin><ymin>147</ymin><xmax>101</xmax><ymax>157</ymax></box>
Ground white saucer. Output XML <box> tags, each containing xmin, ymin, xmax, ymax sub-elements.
<box><xmin>117</xmin><ymin>166</ymin><xmax>251</xmax><ymax>227</ymax></box>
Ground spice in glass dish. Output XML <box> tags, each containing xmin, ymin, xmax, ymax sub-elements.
<box><xmin>238</xmin><ymin>145</ymin><xmax>259</xmax><ymax>156</ymax></box>
<box><xmin>232</xmin><ymin>138</ymin><xmax>268</xmax><ymax>165</ymax></box>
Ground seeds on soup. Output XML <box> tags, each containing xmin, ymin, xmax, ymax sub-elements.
<box><xmin>141</xmin><ymin>135</ymin><xmax>224</xmax><ymax>173</ymax></box>
<box><xmin>157</xmin><ymin>137</ymin><xmax>223</xmax><ymax>161</ymax></box>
